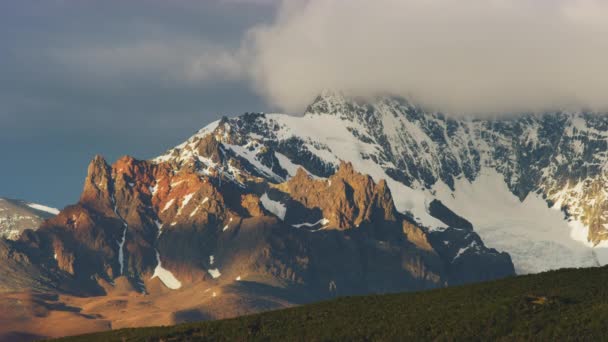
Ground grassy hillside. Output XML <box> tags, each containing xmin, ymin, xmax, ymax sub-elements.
<box><xmin>57</xmin><ymin>266</ymin><xmax>608</xmax><ymax>341</ymax></box>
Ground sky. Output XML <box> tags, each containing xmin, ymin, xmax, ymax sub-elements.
<box><xmin>0</xmin><ymin>0</ymin><xmax>276</xmax><ymax>207</ymax></box>
<box><xmin>1</xmin><ymin>0</ymin><xmax>608</xmax><ymax>208</ymax></box>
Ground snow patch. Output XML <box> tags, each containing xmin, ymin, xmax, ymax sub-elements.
<box><xmin>189</xmin><ymin>207</ymin><xmax>199</xmax><ymax>217</ymax></box>
<box><xmin>274</xmin><ymin>152</ymin><xmax>301</xmax><ymax>178</ymax></box>
<box><xmin>117</xmin><ymin>225</ymin><xmax>127</xmax><ymax>275</ymax></box>
<box><xmin>292</xmin><ymin>218</ymin><xmax>330</xmax><ymax>228</ymax></box>
<box><xmin>154</xmin><ymin>219</ymin><xmax>163</xmax><ymax>237</ymax></box>
<box><xmin>177</xmin><ymin>192</ymin><xmax>196</xmax><ymax>216</ymax></box>
<box><xmin>151</xmin><ymin>251</ymin><xmax>182</xmax><ymax>290</ymax></box>
<box><xmin>170</xmin><ymin>180</ymin><xmax>184</xmax><ymax>188</ymax></box>
<box><xmin>149</xmin><ymin>183</ymin><xmax>159</xmax><ymax>196</ymax></box>
<box><xmin>182</xmin><ymin>192</ymin><xmax>195</xmax><ymax>207</ymax></box>
<box><xmin>208</xmin><ymin>268</ymin><xmax>221</xmax><ymax>279</ymax></box>
<box><xmin>161</xmin><ymin>199</ymin><xmax>175</xmax><ymax>213</ymax></box>
<box><xmin>222</xmin><ymin>217</ymin><xmax>233</xmax><ymax>231</ymax></box>
<box><xmin>26</xmin><ymin>203</ymin><xmax>59</xmax><ymax>215</ymax></box>
<box><xmin>260</xmin><ymin>193</ymin><xmax>286</xmax><ymax>220</ymax></box>
<box><xmin>452</xmin><ymin>241</ymin><xmax>479</xmax><ymax>262</ymax></box>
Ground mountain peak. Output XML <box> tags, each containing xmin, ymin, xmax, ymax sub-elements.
<box><xmin>304</xmin><ymin>91</ymin><xmax>418</xmax><ymax>122</ymax></box>
<box><xmin>80</xmin><ymin>155</ymin><xmax>114</xmax><ymax>214</ymax></box>
<box><xmin>305</xmin><ymin>90</ymin><xmax>351</xmax><ymax>115</ymax></box>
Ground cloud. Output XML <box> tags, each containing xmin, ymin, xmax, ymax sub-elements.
<box><xmin>245</xmin><ymin>0</ymin><xmax>608</xmax><ymax>114</ymax></box>
<box><xmin>12</xmin><ymin>0</ymin><xmax>608</xmax><ymax>116</ymax></box>
<box><xmin>50</xmin><ymin>40</ymin><xmax>246</xmax><ymax>84</ymax></box>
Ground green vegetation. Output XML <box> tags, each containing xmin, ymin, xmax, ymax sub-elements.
<box><xmin>57</xmin><ymin>266</ymin><xmax>608</xmax><ymax>341</ymax></box>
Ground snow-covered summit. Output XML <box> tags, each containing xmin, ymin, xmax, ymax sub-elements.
<box><xmin>154</xmin><ymin>94</ymin><xmax>608</xmax><ymax>274</ymax></box>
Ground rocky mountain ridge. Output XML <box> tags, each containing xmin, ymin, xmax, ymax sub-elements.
<box><xmin>1</xmin><ymin>143</ymin><xmax>513</xmax><ymax>298</ymax></box>
<box><xmin>152</xmin><ymin>92</ymin><xmax>608</xmax><ymax>273</ymax></box>
<box><xmin>9</xmin><ymin>92</ymin><xmax>608</xmax><ymax>339</ymax></box>
<box><xmin>6</xmin><ymin>91</ymin><xmax>605</xmax><ymax>297</ymax></box>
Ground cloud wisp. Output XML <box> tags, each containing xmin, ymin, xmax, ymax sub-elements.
<box><xmin>35</xmin><ymin>0</ymin><xmax>608</xmax><ymax>115</ymax></box>
<box><xmin>244</xmin><ymin>0</ymin><xmax>608</xmax><ymax>114</ymax></box>
<box><xmin>51</xmin><ymin>40</ymin><xmax>245</xmax><ymax>84</ymax></box>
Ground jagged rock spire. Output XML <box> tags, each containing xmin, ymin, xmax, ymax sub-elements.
<box><xmin>80</xmin><ymin>155</ymin><xmax>114</xmax><ymax>215</ymax></box>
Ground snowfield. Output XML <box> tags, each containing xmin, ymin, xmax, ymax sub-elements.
<box><xmin>433</xmin><ymin>169</ymin><xmax>604</xmax><ymax>274</ymax></box>
<box><xmin>154</xmin><ymin>93</ymin><xmax>608</xmax><ymax>275</ymax></box>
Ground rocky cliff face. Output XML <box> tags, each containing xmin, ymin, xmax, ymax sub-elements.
<box><xmin>0</xmin><ymin>119</ymin><xmax>514</xmax><ymax>297</ymax></box>
<box><xmin>8</xmin><ymin>90</ymin><xmax>606</xmax><ymax>296</ymax></box>
<box><xmin>150</xmin><ymin>93</ymin><xmax>608</xmax><ymax>273</ymax></box>
<box><xmin>301</xmin><ymin>93</ymin><xmax>608</xmax><ymax>247</ymax></box>
<box><xmin>14</xmin><ymin>92</ymin><xmax>608</xmax><ymax>337</ymax></box>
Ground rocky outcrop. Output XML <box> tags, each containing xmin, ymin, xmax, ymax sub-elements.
<box><xmin>0</xmin><ymin>101</ymin><xmax>518</xmax><ymax>301</ymax></box>
<box><xmin>0</xmin><ymin>238</ymin><xmax>70</xmax><ymax>293</ymax></box>
<box><xmin>277</xmin><ymin>163</ymin><xmax>397</xmax><ymax>233</ymax></box>
<box><xmin>181</xmin><ymin>94</ymin><xmax>608</xmax><ymax>250</ymax></box>
<box><xmin>80</xmin><ymin>155</ymin><xmax>114</xmax><ymax>215</ymax></box>
<box><xmin>0</xmin><ymin>142</ymin><xmax>513</xmax><ymax>297</ymax></box>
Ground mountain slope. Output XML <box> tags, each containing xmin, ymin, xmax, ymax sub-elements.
<box><xmin>0</xmin><ymin>198</ymin><xmax>58</xmax><ymax>240</ymax></box>
<box><xmin>57</xmin><ymin>265</ymin><xmax>608</xmax><ymax>342</ymax></box>
<box><xmin>0</xmin><ymin>154</ymin><xmax>513</xmax><ymax>341</ymax></box>
<box><xmin>5</xmin><ymin>92</ymin><xmax>608</xmax><ymax>340</ymax></box>
<box><xmin>154</xmin><ymin>92</ymin><xmax>608</xmax><ymax>274</ymax></box>
<box><xmin>1</xmin><ymin>152</ymin><xmax>512</xmax><ymax>297</ymax></box>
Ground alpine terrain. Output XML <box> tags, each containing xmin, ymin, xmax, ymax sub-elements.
<box><xmin>0</xmin><ymin>198</ymin><xmax>58</xmax><ymax>240</ymax></box>
<box><xmin>2</xmin><ymin>92</ymin><xmax>608</xmax><ymax>340</ymax></box>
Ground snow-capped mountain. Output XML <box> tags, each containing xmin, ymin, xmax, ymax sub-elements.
<box><xmin>0</xmin><ymin>93</ymin><xmax>520</xmax><ymax>300</ymax></box>
<box><xmin>0</xmin><ymin>197</ymin><xmax>58</xmax><ymax>240</ymax></box>
<box><xmin>4</xmin><ymin>91</ymin><xmax>608</xmax><ymax>333</ymax></box>
<box><xmin>156</xmin><ymin>91</ymin><xmax>608</xmax><ymax>274</ymax></box>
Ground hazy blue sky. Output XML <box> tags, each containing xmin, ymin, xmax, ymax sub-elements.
<box><xmin>2</xmin><ymin>0</ymin><xmax>607</xmax><ymax>208</ymax></box>
<box><xmin>0</xmin><ymin>1</ymin><xmax>276</xmax><ymax>207</ymax></box>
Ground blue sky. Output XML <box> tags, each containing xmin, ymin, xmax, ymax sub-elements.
<box><xmin>2</xmin><ymin>0</ymin><xmax>607</xmax><ymax>208</ymax></box>
<box><xmin>0</xmin><ymin>1</ymin><xmax>276</xmax><ymax>207</ymax></box>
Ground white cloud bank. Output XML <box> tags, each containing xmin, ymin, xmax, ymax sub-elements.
<box><xmin>245</xmin><ymin>0</ymin><xmax>608</xmax><ymax>114</ymax></box>
<box><xmin>51</xmin><ymin>0</ymin><xmax>608</xmax><ymax>115</ymax></box>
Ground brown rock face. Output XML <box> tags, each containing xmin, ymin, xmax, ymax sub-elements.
<box><xmin>80</xmin><ymin>155</ymin><xmax>114</xmax><ymax>215</ymax></box>
<box><xmin>402</xmin><ymin>221</ymin><xmax>434</xmax><ymax>252</ymax></box>
<box><xmin>278</xmin><ymin>162</ymin><xmax>398</xmax><ymax>234</ymax></box>
<box><xmin>12</xmin><ymin>154</ymin><xmax>243</xmax><ymax>292</ymax></box>
<box><xmin>4</xmin><ymin>153</ymin><xmax>451</xmax><ymax>295</ymax></box>
<box><xmin>240</xmin><ymin>194</ymin><xmax>264</xmax><ymax>217</ymax></box>
<box><xmin>0</xmin><ymin>124</ymin><xmax>513</xmax><ymax>310</ymax></box>
<box><xmin>0</xmin><ymin>106</ymin><xmax>520</xmax><ymax>338</ymax></box>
